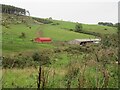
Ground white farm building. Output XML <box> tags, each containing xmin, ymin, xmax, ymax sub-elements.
<box><xmin>68</xmin><ymin>38</ymin><xmax>101</xmax><ymax>46</ymax></box>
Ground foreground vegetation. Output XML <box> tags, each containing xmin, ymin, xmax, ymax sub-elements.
<box><xmin>3</xmin><ymin>41</ymin><xmax>118</xmax><ymax>88</ymax></box>
<box><xmin>2</xmin><ymin>33</ymin><xmax>118</xmax><ymax>88</ymax></box>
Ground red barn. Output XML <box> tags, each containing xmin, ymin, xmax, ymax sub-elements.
<box><xmin>34</xmin><ymin>37</ymin><xmax>52</xmax><ymax>43</ymax></box>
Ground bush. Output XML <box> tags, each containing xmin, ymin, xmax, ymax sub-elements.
<box><xmin>32</xmin><ymin>52</ymin><xmax>40</xmax><ymax>61</ymax></box>
<box><xmin>32</xmin><ymin>51</ymin><xmax>50</xmax><ymax>65</ymax></box>
<box><xmin>69</xmin><ymin>29</ymin><xmax>73</xmax><ymax>31</ymax></box>
<box><xmin>64</xmin><ymin>45</ymin><xmax>92</xmax><ymax>54</ymax></box>
<box><xmin>3</xmin><ymin>56</ymin><xmax>36</xmax><ymax>68</ymax></box>
<box><xmin>3</xmin><ymin>50</ymin><xmax>51</xmax><ymax>68</ymax></box>
<box><xmin>101</xmin><ymin>34</ymin><xmax>118</xmax><ymax>48</ymax></box>
<box><xmin>54</xmin><ymin>48</ymin><xmax>61</xmax><ymax>53</ymax></box>
<box><xmin>104</xmin><ymin>28</ymin><xmax>107</xmax><ymax>30</ymax></box>
<box><xmin>51</xmin><ymin>23</ymin><xmax>59</xmax><ymax>25</ymax></box>
<box><xmin>74</xmin><ymin>23</ymin><xmax>83</xmax><ymax>33</ymax></box>
<box><xmin>19</xmin><ymin>32</ymin><xmax>26</xmax><ymax>38</ymax></box>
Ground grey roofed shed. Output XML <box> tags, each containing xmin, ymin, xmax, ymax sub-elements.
<box><xmin>68</xmin><ymin>38</ymin><xmax>101</xmax><ymax>45</ymax></box>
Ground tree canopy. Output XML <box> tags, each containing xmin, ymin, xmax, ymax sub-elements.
<box><xmin>1</xmin><ymin>4</ymin><xmax>28</xmax><ymax>15</ymax></box>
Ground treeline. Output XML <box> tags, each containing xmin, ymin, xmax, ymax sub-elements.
<box><xmin>1</xmin><ymin>4</ymin><xmax>28</xmax><ymax>15</ymax></box>
<box><xmin>98</xmin><ymin>22</ymin><xmax>113</xmax><ymax>26</ymax></box>
<box><xmin>33</xmin><ymin>17</ymin><xmax>53</xmax><ymax>24</ymax></box>
<box><xmin>98</xmin><ymin>22</ymin><xmax>118</xmax><ymax>27</ymax></box>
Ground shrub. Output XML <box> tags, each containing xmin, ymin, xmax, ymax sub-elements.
<box><xmin>54</xmin><ymin>48</ymin><xmax>61</xmax><ymax>53</ymax></box>
<box><xmin>51</xmin><ymin>23</ymin><xmax>59</xmax><ymax>25</ymax></box>
<box><xmin>104</xmin><ymin>28</ymin><xmax>107</xmax><ymax>30</ymax></box>
<box><xmin>101</xmin><ymin>34</ymin><xmax>118</xmax><ymax>48</ymax></box>
<box><xmin>32</xmin><ymin>52</ymin><xmax>41</xmax><ymax>61</ymax></box>
<box><xmin>69</xmin><ymin>29</ymin><xmax>73</xmax><ymax>31</ymax></box>
<box><xmin>74</xmin><ymin>23</ymin><xmax>83</xmax><ymax>33</ymax></box>
<box><xmin>19</xmin><ymin>32</ymin><xmax>26</xmax><ymax>38</ymax></box>
<box><xmin>3</xmin><ymin>56</ymin><xmax>36</xmax><ymax>68</ymax></box>
<box><xmin>32</xmin><ymin>51</ymin><xmax>50</xmax><ymax>66</ymax></box>
<box><xmin>64</xmin><ymin>45</ymin><xmax>91</xmax><ymax>54</ymax></box>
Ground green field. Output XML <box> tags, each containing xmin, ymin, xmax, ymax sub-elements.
<box><xmin>2</xmin><ymin>14</ymin><xmax>117</xmax><ymax>53</ymax></box>
<box><xmin>52</xmin><ymin>20</ymin><xmax>117</xmax><ymax>34</ymax></box>
<box><xmin>1</xmin><ymin>18</ymin><xmax>92</xmax><ymax>53</ymax></box>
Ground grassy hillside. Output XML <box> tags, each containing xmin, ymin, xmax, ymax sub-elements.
<box><xmin>52</xmin><ymin>20</ymin><xmax>117</xmax><ymax>34</ymax></box>
<box><xmin>1</xmin><ymin>14</ymin><xmax>93</xmax><ymax>53</ymax></box>
<box><xmin>40</xmin><ymin>24</ymin><xmax>95</xmax><ymax>41</ymax></box>
<box><xmin>2</xmin><ymin>14</ymin><xmax>117</xmax><ymax>54</ymax></box>
<box><xmin>2</xmin><ymin>13</ymin><xmax>118</xmax><ymax>88</ymax></box>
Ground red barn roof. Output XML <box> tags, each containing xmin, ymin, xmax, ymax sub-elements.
<box><xmin>34</xmin><ymin>37</ymin><xmax>52</xmax><ymax>43</ymax></box>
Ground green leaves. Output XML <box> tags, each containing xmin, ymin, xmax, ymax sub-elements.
<box><xmin>75</xmin><ymin>23</ymin><xmax>83</xmax><ymax>33</ymax></box>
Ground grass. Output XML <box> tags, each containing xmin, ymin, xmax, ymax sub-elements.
<box><xmin>2</xmin><ymin>47</ymin><xmax>118</xmax><ymax>88</ymax></box>
<box><xmin>2</xmin><ymin>68</ymin><xmax>38</xmax><ymax>88</ymax></box>
<box><xmin>83</xmin><ymin>24</ymin><xmax>117</xmax><ymax>34</ymax></box>
<box><xmin>2</xmin><ymin>54</ymin><xmax>118</xmax><ymax>88</ymax></box>
<box><xmin>2</xmin><ymin>24</ymin><xmax>54</xmax><ymax>53</ymax></box>
<box><xmin>41</xmin><ymin>24</ymin><xmax>95</xmax><ymax>41</ymax></box>
<box><xmin>52</xmin><ymin>20</ymin><xmax>117</xmax><ymax>34</ymax></box>
<box><xmin>2</xmin><ymin>23</ymin><xmax>95</xmax><ymax>54</ymax></box>
<box><xmin>2</xmin><ymin>14</ymin><xmax>117</xmax><ymax>54</ymax></box>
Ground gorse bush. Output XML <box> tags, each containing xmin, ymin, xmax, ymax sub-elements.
<box><xmin>64</xmin><ymin>45</ymin><xmax>92</xmax><ymax>54</ymax></box>
<box><xmin>54</xmin><ymin>48</ymin><xmax>61</xmax><ymax>53</ymax></box>
<box><xmin>32</xmin><ymin>52</ymin><xmax>41</xmax><ymax>61</ymax></box>
<box><xmin>32</xmin><ymin>51</ymin><xmax>51</xmax><ymax>66</ymax></box>
<box><xmin>3</xmin><ymin>55</ymin><xmax>36</xmax><ymax>68</ymax></box>
<box><xmin>3</xmin><ymin>50</ymin><xmax>52</xmax><ymax>69</ymax></box>
<box><xmin>101</xmin><ymin>34</ymin><xmax>118</xmax><ymax>48</ymax></box>
<box><xmin>3</xmin><ymin>53</ymin><xmax>51</xmax><ymax>68</ymax></box>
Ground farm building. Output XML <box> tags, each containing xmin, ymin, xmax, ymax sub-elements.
<box><xmin>34</xmin><ymin>37</ymin><xmax>52</xmax><ymax>43</ymax></box>
<box><xmin>68</xmin><ymin>38</ymin><xmax>101</xmax><ymax>46</ymax></box>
